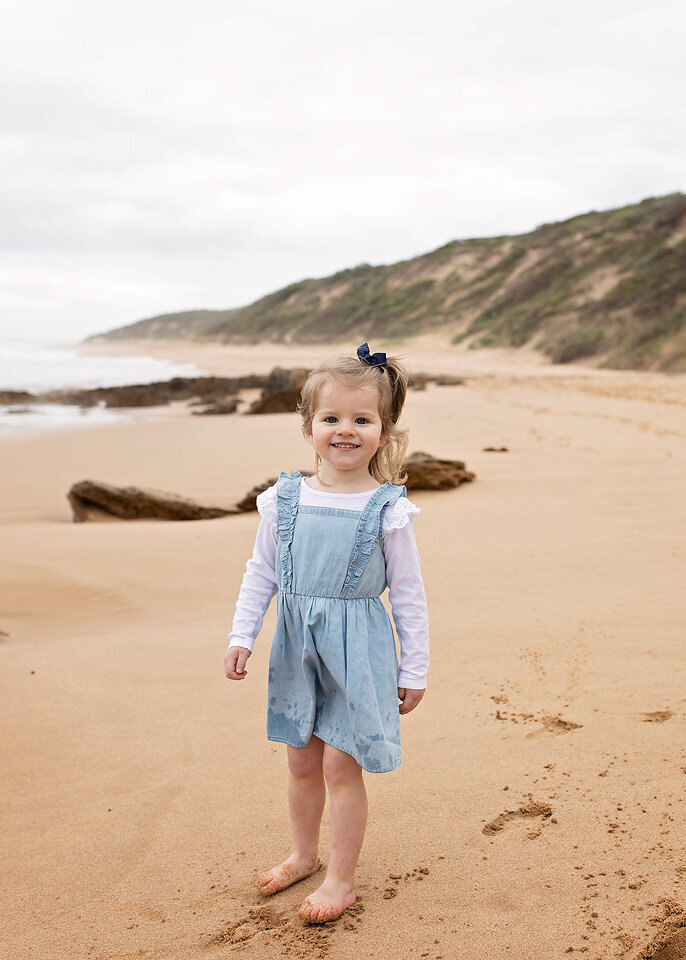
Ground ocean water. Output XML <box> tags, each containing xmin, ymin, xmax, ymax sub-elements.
<box><xmin>0</xmin><ymin>338</ymin><xmax>206</xmax><ymax>437</ymax></box>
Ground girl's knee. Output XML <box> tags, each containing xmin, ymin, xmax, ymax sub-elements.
<box><xmin>287</xmin><ymin>740</ymin><xmax>324</xmax><ymax>779</ymax></box>
<box><xmin>322</xmin><ymin>745</ymin><xmax>362</xmax><ymax>788</ymax></box>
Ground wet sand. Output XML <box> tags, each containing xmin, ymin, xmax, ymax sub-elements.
<box><xmin>1</xmin><ymin>339</ymin><xmax>685</xmax><ymax>959</ymax></box>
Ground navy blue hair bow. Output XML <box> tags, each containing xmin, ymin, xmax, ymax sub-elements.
<box><xmin>356</xmin><ymin>342</ymin><xmax>387</xmax><ymax>369</ymax></box>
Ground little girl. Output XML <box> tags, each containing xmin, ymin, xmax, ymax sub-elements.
<box><xmin>224</xmin><ymin>343</ymin><xmax>429</xmax><ymax>924</ymax></box>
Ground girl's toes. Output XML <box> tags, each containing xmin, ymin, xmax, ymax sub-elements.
<box><xmin>299</xmin><ymin>897</ymin><xmax>324</xmax><ymax>924</ymax></box>
<box><xmin>299</xmin><ymin>893</ymin><xmax>352</xmax><ymax>924</ymax></box>
<box><xmin>298</xmin><ymin>898</ymin><xmax>313</xmax><ymax>923</ymax></box>
<box><xmin>258</xmin><ymin>870</ymin><xmax>286</xmax><ymax>896</ymax></box>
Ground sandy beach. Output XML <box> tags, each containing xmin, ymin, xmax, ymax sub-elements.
<box><xmin>2</xmin><ymin>339</ymin><xmax>685</xmax><ymax>960</ymax></box>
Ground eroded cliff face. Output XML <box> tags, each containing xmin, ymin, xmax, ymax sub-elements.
<box><xmin>91</xmin><ymin>193</ymin><xmax>686</xmax><ymax>372</ymax></box>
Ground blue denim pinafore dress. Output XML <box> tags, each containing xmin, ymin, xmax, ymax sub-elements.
<box><xmin>267</xmin><ymin>471</ymin><xmax>405</xmax><ymax>773</ymax></box>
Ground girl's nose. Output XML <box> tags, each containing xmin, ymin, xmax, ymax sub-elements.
<box><xmin>336</xmin><ymin>421</ymin><xmax>355</xmax><ymax>436</ymax></box>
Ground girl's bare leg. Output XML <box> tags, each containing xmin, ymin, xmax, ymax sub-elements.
<box><xmin>258</xmin><ymin>737</ymin><xmax>325</xmax><ymax>895</ymax></box>
<box><xmin>299</xmin><ymin>743</ymin><xmax>366</xmax><ymax>923</ymax></box>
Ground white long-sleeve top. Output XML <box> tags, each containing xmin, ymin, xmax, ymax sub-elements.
<box><xmin>228</xmin><ymin>477</ymin><xmax>430</xmax><ymax>689</ymax></box>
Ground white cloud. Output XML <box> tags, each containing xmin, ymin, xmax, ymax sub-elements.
<box><xmin>0</xmin><ymin>0</ymin><xmax>684</xmax><ymax>342</ymax></box>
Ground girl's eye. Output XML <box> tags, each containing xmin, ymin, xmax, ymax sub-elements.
<box><xmin>323</xmin><ymin>416</ymin><xmax>338</xmax><ymax>423</ymax></box>
<box><xmin>355</xmin><ymin>417</ymin><xmax>369</xmax><ymax>424</ymax></box>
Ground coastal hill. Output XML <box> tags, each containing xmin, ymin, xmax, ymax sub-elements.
<box><xmin>87</xmin><ymin>193</ymin><xmax>686</xmax><ymax>372</ymax></box>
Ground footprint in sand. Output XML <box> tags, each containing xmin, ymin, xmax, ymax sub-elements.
<box><xmin>209</xmin><ymin>901</ymin><xmax>365</xmax><ymax>955</ymax></box>
<box><xmin>210</xmin><ymin>904</ymin><xmax>287</xmax><ymax>946</ymax></box>
<box><xmin>491</xmin><ymin>701</ymin><xmax>582</xmax><ymax>739</ymax></box>
<box><xmin>641</xmin><ymin>709</ymin><xmax>674</xmax><ymax>724</ymax></box>
<box><xmin>382</xmin><ymin>866</ymin><xmax>430</xmax><ymax>899</ymax></box>
<box><xmin>482</xmin><ymin>800</ymin><xmax>553</xmax><ymax>837</ymax></box>
<box><xmin>525</xmin><ymin>715</ymin><xmax>583</xmax><ymax>739</ymax></box>
<box><xmin>632</xmin><ymin>902</ymin><xmax>686</xmax><ymax>960</ymax></box>
<box><xmin>646</xmin><ymin>927</ymin><xmax>686</xmax><ymax>960</ymax></box>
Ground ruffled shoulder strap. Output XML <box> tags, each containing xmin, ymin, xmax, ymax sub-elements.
<box><xmin>275</xmin><ymin>471</ymin><xmax>302</xmax><ymax>588</ymax></box>
<box><xmin>382</xmin><ymin>495</ymin><xmax>420</xmax><ymax>534</ymax></box>
<box><xmin>341</xmin><ymin>482</ymin><xmax>403</xmax><ymax>599</ymax></box>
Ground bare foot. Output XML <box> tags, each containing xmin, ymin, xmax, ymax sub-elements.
<box><xmin>298</xmin><ymin>876</ymin><xmax>356</xmax><ymax>924</ymax></box>
<box><xmin>257</xmin><ymin>854</ymin><xmax>321</xmax><ymax>897</ymax></box>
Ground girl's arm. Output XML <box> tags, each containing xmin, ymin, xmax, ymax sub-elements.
<box><xmin>225</xmin><ymin>500</ymin><xmax>278</xmax><ymax>680</ymax></box>
<box><xmin>383</xmin><ymin>514</ymin><xmax>430</xmax><ymax>699</ymax></box>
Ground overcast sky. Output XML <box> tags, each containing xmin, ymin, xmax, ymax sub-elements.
<box><xmin>1</xmin><ymin>0</ymin><xmax>684</xmax><ymax>344</ymax></box>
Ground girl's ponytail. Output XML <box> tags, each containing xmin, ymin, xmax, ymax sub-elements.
<box><xmin>384</xmin><ymin>358</ymin><xmax>408</xmax><ymax>427</ymax></box>
<box><xmin>366</xmin><ymin>355</ymin><xmax>408</xmax><ymax>484</ymax></box>
<box><xmin>372</xmin><ymin>355</ymin><xmax>409</xmax><ymax>484</ymax></box>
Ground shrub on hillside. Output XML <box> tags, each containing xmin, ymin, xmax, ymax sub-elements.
<box><xmin>547</xmin><ymin>327</ymin><xmax>605</xmax><ymax>364</ymax></box>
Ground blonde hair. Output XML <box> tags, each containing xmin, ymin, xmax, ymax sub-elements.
<box><xmin>297</xmin><ymin>350</ymin><xmax>409</xmax><ymax>485</ymax></box>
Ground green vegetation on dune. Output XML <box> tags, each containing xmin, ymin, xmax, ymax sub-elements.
<box><xmin>84</xmin><ymin>309</ymin><xmax>241</xmax><ymax>341</ymax></box>
<box><xmin>91</xmin><ymin>193</ymin><xmax>686</xmax><ymax>371</ymax></box>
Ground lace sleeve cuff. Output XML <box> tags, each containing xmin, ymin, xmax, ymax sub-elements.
<box><xmin>382</xmin><ymin>496</ymin><xmax>420</xmax><ymax>534</ymax></box>
<box><xmin>255</xmin><ymin>484</ymin><xmax>278</xmax><ymax>526</ymax></box>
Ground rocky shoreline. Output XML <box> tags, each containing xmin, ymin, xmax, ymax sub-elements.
<box><xmin>0</xmin><ymin>367</ymin><xmax>464</xmax><ymax>415</ymax></box>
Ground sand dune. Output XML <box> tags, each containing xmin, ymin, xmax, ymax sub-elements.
<box><xmin>1</xmin><ymin>342</ymin><xmax>685</xmax><ymax>959</ymax></box>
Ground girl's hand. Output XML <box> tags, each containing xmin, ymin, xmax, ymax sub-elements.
<box><xmin>225</xmin><ymin>645</ymin><xmax>251</xmax><ymax>680</ymax></box>
<box><xmin>398</xmin><ymin>687</ymin><xmax>425</xmax><ymax>715</ymax></box>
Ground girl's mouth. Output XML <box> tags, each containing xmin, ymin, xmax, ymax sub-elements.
<box><xmin>331</xmin><ymin>443</ymin><xmax>360</xmax><ymax>449</ymax></box>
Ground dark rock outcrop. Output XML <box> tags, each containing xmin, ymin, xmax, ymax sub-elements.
<box><xmin>236</xmin><ymin>452</ymin><xmax>475</xmax><ymax>514</ymax></box>
<box><xmin>0</xmin><ymin>390</ymin><xmax>38</xmax><ymax>404</ymax></box>
<box><xmin>434</xmin><ymin>374</ymin><xmax>464</xmax><ymax>386</ymax></box>
<box><xmin>68</xmin><ymin>480</ymin><xmax>239</xmax><ymax>522</ymax></box>
<box><xmin>3</xmin><ymin>368</ymin><xmax>464</xmax><ymax>414</ymax></box>
<box><xmin>67</xmin><ymin>452</ymin><xmax>474</xmax><ymax>522</ymax></box>
<box><xmin>191</xmin><ymin>397</ymin><xmax>240</xmax><ymax>415</ymax></box>
<box><xmin>45</xmin><ymin>375</ymin><xmax>266</xmax><ymax>409</ymax></box>
<box><xmin>409</xmin><ymin>372</ymin><xmax>465</xmax><ymax>390</ymax></box>
<box><xmin>248</xmin><ymin>367</ymin><xmax>309</xmax><ymax>414</ymax></box>
<box><xmin>404</xmin><ymin>451</ymin><xmax>475</xmax><ymax>489</ymax></box>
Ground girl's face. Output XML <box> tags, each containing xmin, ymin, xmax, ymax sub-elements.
<box><xmin>307</xmin><ymin>381</ymin><xmax>384</xmax><ymax>479</ymax></box>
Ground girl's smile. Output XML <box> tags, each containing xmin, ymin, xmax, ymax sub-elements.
<box><xmin>307</xmin><ymin>383</ymin><xmax>384</xmax><ymax>484</ymax></box>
